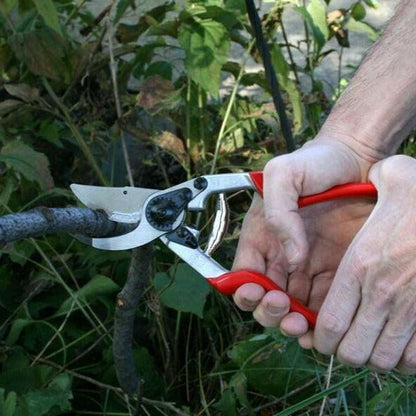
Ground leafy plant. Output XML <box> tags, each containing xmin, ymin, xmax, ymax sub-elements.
<box><xmin>1</xmin><ymin>0</ymin><xmax>415</xmax><ymax>415</ymax></box>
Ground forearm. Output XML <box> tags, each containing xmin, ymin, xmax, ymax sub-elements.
<box><xmin>319</xmin><ymin>0</ymin><xmax>416</xmax><ymax>159</ymax></box>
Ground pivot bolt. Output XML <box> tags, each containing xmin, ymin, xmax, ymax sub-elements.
<box><xmin>194</xmin><ymin>177</ymin><xmax>208</xmax><ymax>190</ymax></box>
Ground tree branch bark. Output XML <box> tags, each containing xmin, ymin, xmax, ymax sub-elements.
<box><xmin>0</xmin><ymin>207</ymin><xmax>132</xmax><ymax>244</ymax></box>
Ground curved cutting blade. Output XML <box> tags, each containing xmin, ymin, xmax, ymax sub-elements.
<box><xmin>70</xmin><ymin>184</ymin><xmax>158</xmax><ymax>223</ymax></box>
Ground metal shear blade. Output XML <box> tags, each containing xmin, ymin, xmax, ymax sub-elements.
<box><xmin>70</xmin><ymin>184</ymin><xmax>158</xmax><ymax>224</ymax></box>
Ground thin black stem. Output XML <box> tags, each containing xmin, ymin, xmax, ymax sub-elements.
<box><xmin>245</xmin><ymin>0</ymin><xmax>296</xmax><ymax>152</ymax></box>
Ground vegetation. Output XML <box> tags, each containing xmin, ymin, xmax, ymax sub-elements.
<box><xmin>1</xmin><ymin>0</ymin><xmax>415</xmax><ymax>415</ymax></box>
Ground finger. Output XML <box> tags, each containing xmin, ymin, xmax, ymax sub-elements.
<box><xmin>308</xmin><ymin>273</ymin><xmax>333</xmax><ymax>312</ymax></box>
<box><xmin>284</xmin><ymin>274</ymin><xmax>331</xmax><ymax>342</ymax></box>
<box><xmin>298</xmin><ymin>331</ymin><xmax>314</xmax><ymax>349</ymax></box>
<box><xmin>233</xmin><ymin>242</ymin><xmax>267</xmax><ymax>312</ymax></box>
<box><xmin>368</xmin><ymin>287</ymin><xmax>416</xmax><ymax>372</ymax></box>
<box><xmin>232</xmin><ymin>197</ymin><xmax>268</xmax><ymax>311</ymax></box>
<box><xmin>232</xmin><ymin>231</ymin><xmax>267</xmax><ymax>274</ymax></box>
<box><xmin>314</xmin><ymin>249</ymin><xmax>362</xmax><ymax>355</ymax></box>
<box><xmin>252</xmin><ymin>290</ymin><xmax>290</xmax><ymax>327</ymax></box>
<box><xmin>397</xmin><ymin>332</ymin><xmax>416</xmax><ymax>375</ymax></box>
<box><xmin>279</xmin><ymin>312</ymin><xmax>309</xmax><ymax>337</ymax></box>
<box><xmin>263</xmin><ymin>156</ymin><xmax>308</xmax><ymax>272</ymax></box>
<box><xmin>367</xmin><ymin>324</ymin><xmax>411</xmax><ymax>373</ymax></box>
<box><xmin>287</xmin><ymin>271</ymin><xmax>311</xmax><ymax>305</ymax></box>
<box><xmin>336</xmin><ymin>300</ymin><xmax>388</xmax><ymax>367</ymax></box>
<box><xmin>233</xmin><ymin>283</ymin><xmax>265</xmax><ymax>311</ymax></box>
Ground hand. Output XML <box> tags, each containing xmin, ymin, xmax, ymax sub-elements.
<box><xmin>314</xmin><ymin>155</ymin><xmax>416</xmax><ymax>374</ymax></box>
<box><xmin>234</xmin><ymin>136</ymin><xmax>379</xmax><ymax>338</ymax></box>
<box><xmin>233</xmin><ymin>191</ymin><xmax>374</xmax><ymax>343</ymax></box>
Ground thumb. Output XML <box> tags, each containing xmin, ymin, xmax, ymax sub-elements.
<box><xmin>262</xmin><ymin>139</ymin><xmax>366</xmax><ymax>271</ymax></box>
<box><xmin>263</xmin><ymin>155</ymin><xmax>308</xmax><ymax>272</ymax></box>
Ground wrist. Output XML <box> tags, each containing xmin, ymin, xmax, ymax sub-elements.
<box><xmin>304</xmin><ymin>132</ymin><xmax>378</xmax><ymax>182</ymax></box>
<box><xmin>315</xmin><ymin>123</ymin><xmax>393</xmax><ymax>163</ymax></box>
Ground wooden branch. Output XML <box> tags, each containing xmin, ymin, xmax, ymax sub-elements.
<box><xmin>113</xmin><ymin>244</ymin><xmax>154</xmax><ymax>398</ymax></box>
<box><xmin>0</xmin><ymin>207</ymin><xmax>132</xmax><ymax>244</ymax></box>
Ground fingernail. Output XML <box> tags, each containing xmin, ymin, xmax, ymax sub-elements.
<box><xmin>267</xmin><ymin>304</ymin><xmax>285</xmax><ymax>316</ymax></box>
<box><xmin>244</xmin><ymin>299</ymin><xmax>257</xmax><ymax>308</ymax></box>
<box><xmin>283</xmin><ymin>240</ymin><xmax>299</xmax><ymax>265</ymax></box>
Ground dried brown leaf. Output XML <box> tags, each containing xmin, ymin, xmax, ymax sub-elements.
<box><xmin>9</xmin><ymin>29</ymin><xmax>69</xmax><ymax>82</ymax></box>
<box><xmin>136</xmin><ymin>76</ymin><xmax>175</xmax><ymax>113</ymax></box>
<box><xmin>0</xmin><ymin>99</ymin><xmax>22</xmax><ymax>116</ymax></box>
<box><xmin>152</xmin><ymin>131</ymin><xmax>186</xmax><ymax>165</ymax></box>
<box><xmin>4</xmin><ymin>83</ymin><xmax>39</xmax><ymax>103</ymax></box>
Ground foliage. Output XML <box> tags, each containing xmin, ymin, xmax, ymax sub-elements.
<box><xmin>0</xmin><ymin>0</ymin><xmax>415</xmax><ymax>415</ymax></box>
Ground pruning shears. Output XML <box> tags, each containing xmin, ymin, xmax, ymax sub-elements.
<box><xmin>71</xmin><ymin>172</ymin><xmax>377</xmax><ymax>328</ymax></box>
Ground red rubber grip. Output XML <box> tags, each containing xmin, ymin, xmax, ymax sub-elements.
<box><xmin>217</xmin><ymin>171</ymin><xmax>379</xmax><ymax>328</ymax></box>
<box><xmin>208</xmin><ymin>271</ymin><xmax>317</xmax><ymax>327</ymax></box>
<box><xmin>249</xmin><ymin>171</ymin><xmax>377</xmax><ymax>205</ymax></box>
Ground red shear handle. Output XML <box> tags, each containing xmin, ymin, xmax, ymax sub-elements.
<box><xmin>223</xmin><ymin>172</ymin><xmax>379</xmax><ymax>328</ymax></box>
<box><xmin>249</xmin><ymin>171</ymin><xmax>377</xmax><ymax>206</ymax></box>
<box><xmin>208</xmin><ymin>271</ymin><xmax>317</xmax><ymax>327</ymax></box>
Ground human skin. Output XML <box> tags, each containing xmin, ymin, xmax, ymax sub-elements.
<box><xmin>233</xmin><ymin>0</ymin><xmax>416</xmax><ymax>372</ymax></box>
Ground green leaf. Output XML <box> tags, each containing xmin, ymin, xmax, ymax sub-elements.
<box><xmin>114</xmin><ymin>0</ymin><xmax>135</xmax><ymax>23</ymax></box>
<box><xmin>213</xmin><ymin>389</ymin><xmax>237</xmax><ymax>415</ymax></box>
<box><xmin>296</xmin><ymin>0</ymin><xmax>329</xmax><ymax>55</ymax></box>
<box><xmin>8</xmin><ymin>240</ymin><xmax>36</xmax><ymax>266</ymax></box>
<box><xmin>116</xmin><ymin>23</ymin><xmax>144</xmax><ymax>43</ymax></box>
<box><xmin>6</xmin><ymin>319</ymin><xmax>33</xmax><ymax>345</ymax></box>
<box><xmin>9</xmin><ymin>29</ymin><xmax>69</xmax><ymax>82</ymax></box>
<box><xmin>0</xmin><ymin>0</ymin><xmax>18</xmax><ymax>15</ymax></box>
<box><xmin>179</xmin><ymin>19</ymin><xmax>230</xmax><ymax>97</ymax></box>
<box><xmin>55</xmin><ymin>275</ymin><xmax>119</xmax><ymax>316</ymax></box>
<box><xmin>224</xmin><ymin>0</ymin><xmax>245</xmax><ymax>13</ymax></box>
<box><xmin>0</xmin><ymin>140</ymin><xmax>54</xmax><ymax>190</ymax></box>
<box><xmin>15</xmin><ymin>373</ymin><xmax>72</xmax><ymax>416</ymax></box>
<box><xmin>153</xmin><ymin>263</ymin><xmax>211</xmax><ymax>318</ymax></box>
<box><xmin>147</xmin><ymin>20</ymin><xmax>179</xmax><ymax>38</ymax></box>
<box><xmin>0</xmin><ymin>389</ymin><xmax>17</xmax><ymax>416</ymax></box>
<box><xmin>0</xmin><ymin>179</ymin><xmax>17</xmax><ymax>207</ymax></box>
<box><xmin>351</xmin><ymin>2</ymin><xmax>366</xmax><ymax>21</ymax></box>
<box><xmin>229</xmin><ymin>372</ymin><xmax>251</xmax><ymax>410</ymax></box>
<box><xmin>346</xmin><ymin>17</ymin><xmax>379</xmax><ymax>41</ymax></box>
<box><xmin>0</xmin><ymin>364</ymin><xmax>54</xmax><ymax>394</ymax></box>
<box><xmin>146</xmin><ymin>61</ymin><xmax>173</xmax><ymax>80</ymax></box>
<box><xmin>227</xmin><ymin>331</ymin><xmax>318</xmax><ymax>396</ymax></box>
<box><xmin>363</xmin><ymin>0</ymin><xmax>379</xmax><ymax>8</ymax></box>
<box><xmin>32</xmin><ymin>0</ymin><xmax>62</xmax><ymax>36</ymax></box>
<box><xmin>38</xmin><ymin>120</ymin><xmax>64</xmax><ymax>148</ymax></box>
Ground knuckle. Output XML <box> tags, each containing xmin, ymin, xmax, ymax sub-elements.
<box><xmin>400</xmin><ymin>348</ymin><xmax>416</xmax><ymax>370</ymax></box>
<box><xmin>398</xmin><ymin>366</ymin><xmax>416</xmax><ymax>375</ymax></box>
<box><xmin>264</xmin><ymin>155</ymin><xmax>292</xmax><ymax>178</ymax></box>
<box><xmin>264</xmin><ymin>210</ymin><xmax>283</xmax><ymax>231</ymax></box>
<box><xmin>348</xmin><ymin>247</ymin><xmax>371</xmax><ymax>277</ymax></box>
<box><xmin>337</xmin><ymin>344</ymin><xmax>367</xmax><ymax>367</ymax></box>
<box><xmin>319</xmin><ymin>312</ymin><xmax>348</xmax><ymax>338</ymax></box>
<box><xmin>369</xmin><ymin>280</ymin><xmax>395</xmax><ymax>308</ymax></box>
<box><xmin>368</xmin><ymin>353</ymin><xmax>396</xmax><ymax>373</ymax></box>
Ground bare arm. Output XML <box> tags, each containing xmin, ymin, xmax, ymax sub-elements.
<box><xmin>233</xmin><ymin>0</ymin><xmax>416</xmax><ymax>358</ymax></box>
<box><xmin>321</xmin><ymin>0</ymin><xmax>416</xmax><ymax>160</ymax></box>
